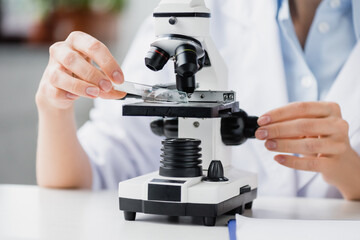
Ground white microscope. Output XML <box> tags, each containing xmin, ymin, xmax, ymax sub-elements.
<box><xmin>118</xmin><ymin>0</ymin><xmax>259</xmax><ymax>226</ymax></box>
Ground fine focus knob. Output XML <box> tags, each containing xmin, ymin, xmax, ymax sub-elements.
<box><xmin>204</xmin><ymin>160</ymin><xmax>228</xmax><ymax>182</ymax></box>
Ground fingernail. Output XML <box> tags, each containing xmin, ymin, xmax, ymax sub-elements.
<box><xmin>112</xmin><ymin>70</ymin><xmax>124</xmax><ymax>84</ymax></box>
<box><xmin>275</xmin><ymin>156</ymin><xmax>286</xmax><ymax>164</ymax></box>
<box><xmin>266</xmin><ymin>140</ymin><xmax>277</xmax><ymax>150</ymax></box>
<box><xmin>66</xmin><ymin>92</ymin><xmax>78</xmax><ymax>99</ymax></box>
<box><xmin>99</xmin><ymin>79</ymin><xmax>113</xmax><ymax>93</ymax></box>
<box><xmin>86</xmin><ymin>87</ymin><xmax>100</xmax><ymax>97</ymax></box>
<box><xmin>258</xmin><ymin>115</ymin><xmax>271</xmax><ymax>126</ymax></box>
<box><xmin>256</xmin><ymin>129</ymin><xmax>268</xmax><ymax>140</ymax></box>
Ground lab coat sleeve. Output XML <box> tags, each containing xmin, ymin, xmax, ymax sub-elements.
<box><xmin>77</xmin><ymin>16</ymin><xmax>174</xmax><ymax>190</ymax></box>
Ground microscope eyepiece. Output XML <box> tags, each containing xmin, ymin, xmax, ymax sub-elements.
<box><xmin>145</xmin><ymin>46</ymin><xmax>170</xmax><ymax>71</ymax></box>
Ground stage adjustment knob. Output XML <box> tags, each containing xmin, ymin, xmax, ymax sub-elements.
<box><xmin>204</xmin><ymin>160</ymin><xmax>228</xmax><ymax>182</ymax></box>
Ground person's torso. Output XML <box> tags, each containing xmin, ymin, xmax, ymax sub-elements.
<box><xmin>204</xmin><ymin>0</ymin><xmax>360</xmax><ymax>198</ymax></box>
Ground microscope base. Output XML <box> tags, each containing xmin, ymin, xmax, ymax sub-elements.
<box><xmin>119</xmin><ymin>189</ymin><xmax>256</xmax><ymax>226</ymax></box>
<box><xmin>118</xmin><ymin>169</ymin><xmax>257</xmax><ymax>226</ymax></box>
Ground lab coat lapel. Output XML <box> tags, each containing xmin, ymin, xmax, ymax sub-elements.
<box><xmin>227</xmin><ymin>0</ymin><xmax>289</xmax><ymax>114</ymax></box>
<box><xmin>295</xmin><ymin>42</ymin><xmax>360</xmax><ymax>196</ymax></box>
<box><xmin>296</xmin><ymin>35</ymin><xmax>360</xmax><ymax>193</ymax></box>
<box><xmin>223</xmin><ymin>0</ymin><xmax>300</xmax><ymax>196</ymax></box>
<box><xmin>219</xmin><ymin>0</ymin><xmax>360</xmax><ymax>195</ymax></box>
<box><xmin>325</xmin><ymin>41</ymin><xmax>360</xmax><ymax>136</ymax></box>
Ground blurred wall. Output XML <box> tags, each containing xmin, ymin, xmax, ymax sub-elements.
<box><xmin>0</xmin><ymin>0</ymin><xmax>160</xmax><ymax>185</ymax></box>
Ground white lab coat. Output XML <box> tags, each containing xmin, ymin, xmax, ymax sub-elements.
<box><xmin>78</xmin><ymin>0</ymin><xmax>360</xmax><ymax>198</ymax></box>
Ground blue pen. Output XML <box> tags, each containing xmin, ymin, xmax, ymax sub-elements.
<box><xmin>228</xmin><ymin>219</ymin><xmax>237</xmax><ymax>240</ymax></box>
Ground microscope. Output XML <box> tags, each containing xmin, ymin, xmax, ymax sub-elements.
<box><xmin>118</xmin><ymin>0</ymin><xmax>259</xmax><ymax>226</ymax></box>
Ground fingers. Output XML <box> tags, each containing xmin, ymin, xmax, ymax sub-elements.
<box><xmin>47</xmin><ymin>64</ymin><xmax>101</xmax><ymax>98</ymax></box>
<box><xmin>38</xmin><ymin>33</ymin><xmax>126</xmax><ymax>110</ymax></box>
<box><xmin>258</xmin><ymin>102</ymin><xmax>342</xmax><ymax>126</ymax></box>
<box><xmin>99</xmin><ymin>90</ymin><xmax>127</xmax><ymax>99</ymax></box>
<box><xmin>255</xmin><ymin>118</ymin><xmax>339</xmax><ymax>140</ymax></box>
<box><xmin>274</xmin><ymin>154</ymin><xmax>324</xmax><ymax>172</ymax></box>
<box><xmin>264</xmin><ymin>138</ymin><xmax>347</xmax><ymax>155</ymax></box>
<box><xmin>65</xmin><ymin>31</ymin><xmax>124</xmax><ymax>84</ymax></box>
<box><xmin>43</xmin><ymin>83</ymin><xmax>80</xmax><ymax>109</ymax></box>
<box><xmin>50</xmin><ymin>42</ymin><xmax>114</xmax><ymax>93</ymax></box>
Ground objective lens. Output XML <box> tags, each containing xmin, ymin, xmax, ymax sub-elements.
<box><xmin>175</xmin><ymin>44</ymin><xmax>198</xmax><ymax>77</ymax></box>
<box><xmin>145</xmin><ymin>46</ymin><xmax>170</xmax><ymax>71</ymax></box>
<box><xmin>174</xmin><ymin>44</ymin><xmax>198</xmax><ymax>93</ymax></box>
<box><xmin>176</xmin><ymin>74</ymin><xmax>196</xmax><ymax>93</ymax></box>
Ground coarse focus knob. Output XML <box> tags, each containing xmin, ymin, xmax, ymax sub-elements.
<box><xmin>221</xmin><ymin>110</ymin><xmax>259</xmax><ymax>146</ymax></box>
<box><xmin>243</xmin><ymin>116</ymin><xmax>259</xmax><ymax>139</ymax></box>
<box><xmin>204</xmin><ymin>160</ymin><xmax>228</xmax><ymax>182</ymax></box>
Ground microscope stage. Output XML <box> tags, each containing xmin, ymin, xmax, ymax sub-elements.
<box><xmin>123</xmin><ymin>101</ymin><xmax>239</xmax><ymax>118</ymax></box>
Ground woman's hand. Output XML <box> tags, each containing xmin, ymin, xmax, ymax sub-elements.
<box><xmin>255</xmin><ymin>102</ymin><xmax>360</xmax><ymax>200</ymax></box>
<box><xmin>35</xmin><ymin>31</ymin><xmax>126</xmax><ymax>189</ymax></box>
<box><xmin>36</xmin><ymin>31</ymin><xmax>126</xmax><ymax>110</ymax></box>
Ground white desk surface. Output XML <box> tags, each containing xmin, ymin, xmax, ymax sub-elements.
<box><xmin>1</xmin><ymin>184</ymin><xmax>360</xmax><ymax>240</ymax></box>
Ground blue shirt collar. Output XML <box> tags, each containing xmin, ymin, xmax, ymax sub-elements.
<box><xmin>276</xmin><ymin>0</ymin><xmax>360</xmax><ymax>40</ymax></box>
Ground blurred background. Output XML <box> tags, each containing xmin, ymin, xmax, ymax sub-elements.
<box><xmin>0</xmin><ymin>0</ymin><xmax>160</xmax><ymax>185</ymax></box>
